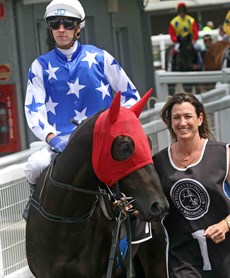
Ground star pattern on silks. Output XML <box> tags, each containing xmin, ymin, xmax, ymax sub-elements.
<box><xmin>74</xmin><ymin>107</ymin><xmax>88</xmax><ymax>124</ymax></box>
<box><xmin>38</xmin><ymin>119</ymin><xmax>45</xmax><ymax>130</ymax></box>
<box><xmin>67</xmin><ymin>78</ymin><xmax>86</xmax><ymax>98</ymax></box>
<box><xmin>25</xmin><ymin>44</ymin><xmax>140</xmax><ymax>141</ymax></box>
<box><xmin>45</xmin><ymin>62</ymin><xmax>59</xmax><ymax>80</ymax></box>
<box><xmin>111</xmin><ymin>59</ymin><xmax>121</xmax><ymax>70</ymax></box>
<box><xmin>25</xmin><ymin>95</ymin><xmax>44</xmax><ymax>114</ymax></box>
<box><xmin>28</xmin><ymin>69</ymin><xmax>36</xmax><ymax>83</ymax></box>
<box><xmin>81</xmin><ymin>51</ymin><xmax>98</xmax><ymax>68</ymax></box>
<box><xmin>46</xmin><ymin>97</ymin><xmax>58</xmax><ymax>115</ymax></box>
<box><xmin>121</xmin><ymin>83</ymin><xmax>138</xmax><ymax>100</ymax></box>
<box><xmin>120</xmin><ymin>83</ymin><xmax>139</xmax><ymax>105</ymax></box>
<box><xmin>96</xmin><ymin>81</ymin><xmax>110</xmax><ymax>100</ymax></box>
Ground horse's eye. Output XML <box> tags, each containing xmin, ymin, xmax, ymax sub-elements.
<box><xmin>111</xmin><ymin>136</ymin><xmax>135</xmax><ymax>161</ymax></box>
<box><xmin>121</xmin><ymin>143</ymin><xmax>130</xmax><ymax>153</ymax></box>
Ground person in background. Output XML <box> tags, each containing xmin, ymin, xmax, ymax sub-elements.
<box><xmin>153</xmin><ymin>92</ymin><xmax>230</xmax><ymax>277</ymax></box>
<box><xmin>168</xmin><ymin>2</ymin><xmax>199</xmax><ymax>49</ymax></box>
<box><xmin>201</xmin><ymin>34</ymin><xmax>213</xmax><ymax>61</ymax></box>
<box><xmin>202</xmin><ymin>21</ymin><xmax>214</xmax><ymax>31</ymax></box>
<box><xmin>168</xmin><ymin>2</ymin><xmax>200</xmax><ymax>68</ymax></box>
<box><xmin>218</xmin><ymin>24</ymin><xmax>229</xmax><ymax>41</ymax></box>
<box><xmin>223</xmin><ymin>10</ymin><xmax>230</xmax><ymax>41</ymax></box>
<box><xmin>23</xmin><ymin>0</ymin><xmax>140</xmax><ymax>188</ymax></box>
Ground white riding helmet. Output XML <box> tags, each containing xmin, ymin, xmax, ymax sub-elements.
<box><xmin>44</xmin><ymin>0</ymin><xmax>85</xmax><ymax>28</ymax></box>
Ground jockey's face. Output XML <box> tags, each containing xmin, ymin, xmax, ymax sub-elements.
<box><xmin>178</xmin><ymin>7</ymin><xmax>187</xmax><ymax>17</ymax></box>
<box><xmin>48</xmin><ymin>16</ymin><xmax>80</xmax><ymax>49</ymax></box>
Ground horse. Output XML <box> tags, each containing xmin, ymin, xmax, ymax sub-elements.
<box><xmin>25</xmin><ymin>89</ymin><xmax>169</xmax><ymax>278</ymax></box>
<box><xmin>204</xmin><ymin>40</ymin><xmax>230</xmax><ymax>70</ymax></box>
<box><xmin>165</xmin><ymin>34</ymin><xmax>203</xmax><ymax>94</ymax></box>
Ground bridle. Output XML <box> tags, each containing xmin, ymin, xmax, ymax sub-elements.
<box><xmin>30</xmin><ymin>162</ymin><xmax>135</xmax><ymax>277</ymax></box>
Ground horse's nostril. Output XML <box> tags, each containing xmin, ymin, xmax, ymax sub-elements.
<box><xmin>150</xmin><ymin>202</ymin><xmax>164</xmax><ymax>220</ymax></box>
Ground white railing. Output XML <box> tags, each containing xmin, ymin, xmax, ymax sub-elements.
<box><xmin>0</xmin><ymin>163</ymin><xmax>33</xmax><ymax>278</ymax></box>
<box><xmin>154</xmin><ymin>69</ymin><xmax>230</xmax><ymax>102</ymax></box>
<box><xmin>0</xmin><ymin>142</ymin><xmax>45</xmax><ymax>278</ymax></box>
<box><xmin>1</xmin><ymin>86</ymin><xmax>230</xmax><ymax>277</ymax></box>
<box><xmin>151</xmin><ymin>29</ymin><xmax>220</xmax><ymax>70</ymax></box>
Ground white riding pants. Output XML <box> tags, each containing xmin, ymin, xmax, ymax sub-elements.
<box><xmin>23</xmin><ymin>145</ymin><xmax>54</xmax><ymax>185</ymax></box>
<box><xmin>24</xmin><ymin>136</ymin><xmax>70</xmax><ymax>185</ymax></box>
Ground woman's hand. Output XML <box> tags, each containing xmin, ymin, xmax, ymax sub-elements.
<box><xmin>204</xmin><ymin>219</ymin><xmax>229</xmax><ymax>244</ymax></box>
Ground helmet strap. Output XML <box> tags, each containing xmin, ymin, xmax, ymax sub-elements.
<box><xmin>67</xmin><ymin>37</ymin><xmax>76</xmax><ymax>48</ymax></box>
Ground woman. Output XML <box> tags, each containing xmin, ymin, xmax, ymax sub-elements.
<box><xmin>153</xmin><ymin>92</ymin><xmax>230</xmax><ymax>277</ymax></box>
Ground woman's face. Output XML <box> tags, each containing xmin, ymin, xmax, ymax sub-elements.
<box><xmin>171</xmin><ymin>102</ymin><xmax>203</xmax><ymax>141</ymax></box>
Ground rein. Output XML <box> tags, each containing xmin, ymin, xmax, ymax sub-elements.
<box><xmin>30</xmin><ymin>163</ymin><xmax>108</xmax><ymax>223</ymax></box>
<box><xmin>49</xmin><ymin>164</ymin><xmax>109</xmax><ymax>197</ymax></box>
<box><xmin>30</xmin><ymin>163</ymin><xmax>134</xmax><ymax>277</ymax></box>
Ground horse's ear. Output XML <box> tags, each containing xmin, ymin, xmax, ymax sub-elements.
<box><xmin>108</xmin><ymin>91</ymin><xmax>121</xmax><ymax>123</ymax></box>
<box><xmin>130</xmin><ymin>88</ymin><xmax>153</xmax><ymax>117</ymax></box>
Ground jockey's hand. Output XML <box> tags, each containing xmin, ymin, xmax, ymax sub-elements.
<box><xmin>49</xmin><ymin>136</ymin><xmax>67</xmax><ymax>153</ymax></box>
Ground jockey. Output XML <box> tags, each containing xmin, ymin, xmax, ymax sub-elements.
<box><xmin>168</xmin><ymin>2</ymin><xmax>199</xmax><ymax>48</ymax></box>
<box><xmin>23</xmin><ymin>0</ymin><xmax>140</xmax><ymax>195</ymax></box>
<box><xmin>168</xmin><ymin>2</ymin><xmax>202</xmax><ymax>69</ymax></box>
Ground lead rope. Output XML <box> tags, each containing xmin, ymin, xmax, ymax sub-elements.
<box><xmin>125</xmin><ymin>215</ymin><xmax>133</xmax><ymax>278</ymax></box>
<box><xmin>114</xmin><ymin>215</ymin><xmax>132</xmax><ymax>277</ymax></box>
<box><xmin>106</xmin><ymin>211</ymin><xmax>122</xmax><ymax>278</ymax></box>
<box><xmin>106</xmin><ymin>183</ymin><xmax>134</xmax><ymax>278</ymax></box>
<box><xmin>106</xmin><ymin>214</ymin><xmax>133</xmax><ymax>278</ymax></box>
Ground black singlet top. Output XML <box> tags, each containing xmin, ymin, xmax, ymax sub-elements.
<box><xmin>153</xmin><ymin>139</ymin><xmax>230</xmax><ymax>278</ymax></box>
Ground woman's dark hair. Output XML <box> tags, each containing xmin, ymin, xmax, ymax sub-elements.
<box><xmin>160</xmin><ymin>92</ymin><xmax>214</xmax><ymax>141</ymax></box>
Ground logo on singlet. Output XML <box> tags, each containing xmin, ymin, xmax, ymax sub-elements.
<box><xmin>170</xmin><ymin>178</ymin><xmax>210</xmax><ymax>220</ymax></box>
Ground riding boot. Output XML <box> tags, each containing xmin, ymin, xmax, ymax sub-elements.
<box><xmin>22</xmin><ymin>183</ymin><xmax>35</xmax><ymax>221</ymax></box>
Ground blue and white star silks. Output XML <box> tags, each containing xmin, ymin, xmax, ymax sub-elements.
<box><xmin>24</xmin><ymin>41</ymin><xmax>140</xmax><ymax>142</ymax></box>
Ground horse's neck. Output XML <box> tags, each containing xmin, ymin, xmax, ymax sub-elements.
<box><xmin>54</xmin><ymin>149</ymin><xmax>94</xmax><ymax>185</ymax></box>
<box><xmin>52</xmin><ymin>116</ymin><xmax>99</xmax><ymax>187</ymax></box>
<box><xmin>179</xmin><ymin>43</ymin><xmax>198</xmax><ymax>70</ymax></box>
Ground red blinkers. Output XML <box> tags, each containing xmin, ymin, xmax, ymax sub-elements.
<box><xmin>92</xmin><ymin>89</ymin><xmax>153</xmax><ymax>186</ymax></box>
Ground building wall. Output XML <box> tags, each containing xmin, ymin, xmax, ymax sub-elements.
<box><xmin>0</xmin><ymin>0</ymin><xmax>27</xmax><ymax>153</ymax></box>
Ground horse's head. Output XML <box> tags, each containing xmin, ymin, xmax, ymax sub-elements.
<box><xmin>92</xmin><ymin>89</ymin><xmax>169</xmax><ymax>221</ymax></box>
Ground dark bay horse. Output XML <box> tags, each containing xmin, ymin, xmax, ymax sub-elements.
<box><xmin>26</xmin><ymin>89</ymin><xmax>169</xmax><ymax>278</ymax></box>
<box><xmin>204</xmin><ymin>40</ymin><xmax>230</xmax><ymax>70</ymax></box>
<box><xmin>165</xmin><ymin>34</ymin><xmax>203</xmax><ymax>94</ymax></box>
